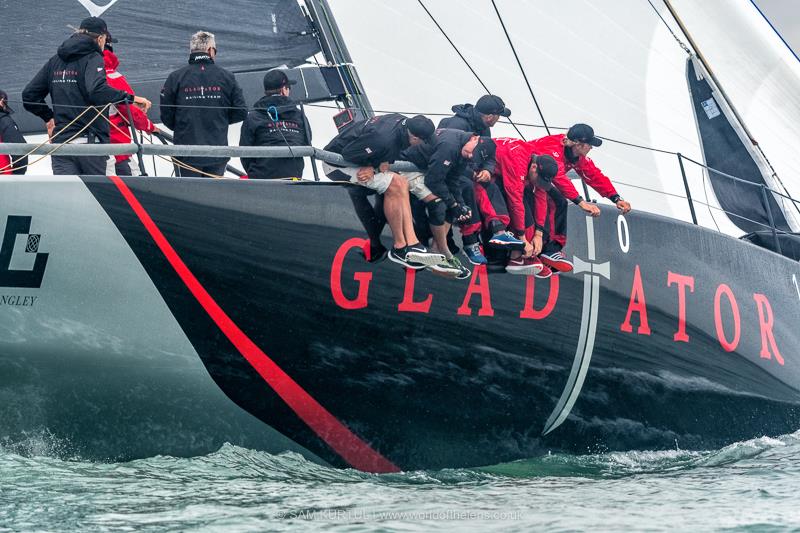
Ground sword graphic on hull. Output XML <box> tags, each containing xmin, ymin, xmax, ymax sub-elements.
<box><xmin>542</xmin><ymin>216</ymin><xmax>610</xmax><ymax>436</ymax></box>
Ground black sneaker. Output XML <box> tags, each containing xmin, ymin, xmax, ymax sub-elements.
<box><xmin>388</xmin><ymin>247</ymin><xmax>426</xmax><ymax>270</ymax></box>
<box><xmin>405</xmin><ymin>244</ymin><xmax>446</xmax><ymax>267</ymax></box>
<box><xmin>360</xmin><ymin>242</ymin><xmax>388</xmax><ymax>264</ymax></box>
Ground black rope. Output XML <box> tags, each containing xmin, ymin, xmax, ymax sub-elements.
<box><xmin>415</xmin><ymin>0</ymin><xmax>526</xmax><ymax>139</ymax></box>
<box><xmin>490</xmin><ymin>0</ymin><xmax>549</xmax><ymax>136</ymax></box>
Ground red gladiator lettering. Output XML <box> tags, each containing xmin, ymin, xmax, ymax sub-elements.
<box><xmin>457</xmin><ymin>265</ymin><xmax>494</xmax><ymax>317</ymax></box>
<box><xmin>330</xmin><ymin>238</ymin><xmax>372</xmax><ymax>310</ymax></box>
<box><xmin>398</xmin><ymin>269</ymin><xmax>433</xmax><ymax>313</ymax></box>
<box><xmin>520</xmin><ymin>275</ymin><xmax>560</xmax><ymax>320</ymax></box>
<box><xmin>753</xmin><ymin>293</ymin><xmax>784</xmax><ymax>365</ymax></box>
<box><xmin>714</xmin><ymin>284</ymin><xmax>741</xmax><ymax>352</ymax></box>
<box><xmin>620</xmin><ymin>265</ymin><xmax>651</xmax><ymax>335</ymax></box>
<box><xmin>667</xmin><ymin>271</ymin><xmax>695</xmax><ymax>343</ymax></box>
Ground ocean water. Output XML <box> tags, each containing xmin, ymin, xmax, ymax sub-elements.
<box><xmin>2</xmin><ymin>431</ymin><xmax>800</xmax><ymax>532</ymax></box>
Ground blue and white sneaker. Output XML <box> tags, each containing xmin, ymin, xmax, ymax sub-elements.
<box><xmin>463</xmin><ymin>243</ymin><xmax>488</xmax><ymax>265</ymax></box>
<box><xmin>488</xmin><ymin>231</ymin><xmax>525</xmax><ymax>250</ymax></box>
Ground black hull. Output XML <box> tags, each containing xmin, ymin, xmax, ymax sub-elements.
<box><xmin>1</xmin><ymin>176</ymin><xmax>799</xmax><ymax>471</ymax></box>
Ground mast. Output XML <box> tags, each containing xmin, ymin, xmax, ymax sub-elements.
<box><xmin>304</xmin><ymin>0</ymin><xmax>375</xmax><ymax>118</ymax></box>
<box><xmin>662</xmin><ymin>0</ymin><xmax>757</xmax><ymax>146</ymax></box>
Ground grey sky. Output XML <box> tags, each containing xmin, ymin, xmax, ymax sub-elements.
<box><xmin>754</xmin><ymin>0</ymin><xmax>800</xmax><ymax>57</ymax></box>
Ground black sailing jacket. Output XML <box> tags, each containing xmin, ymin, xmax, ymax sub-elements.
<box><xmin>324</xmin><ymin>113</ymin><xmax>412</xmax><ymax>168</ymax></box>
<box><xmin>0</xmin><ymin>109</ymin><xmax>28</xmax><ymax>174</ymax></box>
<box><xmin>438</xmin><ymin>104</ymin><xmax>490</xmax><ymax>137</ymax></box>
<box><xmin>23</xmin><ymin>33</ymin><xmax>132</xmax><ymax>143</ymax></box>
<box><xmin>160</xmin><ymin>53</ymin><xmax>247</xmax><ymax>166</ymax></box>
<box><xmin>438</xmin><ymin>104</ymin><xmax>495</xmax><ymax>174</ymax></box>
<box><xmin>239</xmin><ymin>94</ymin><xmax>310</xmax><ymax>179</ymax></box>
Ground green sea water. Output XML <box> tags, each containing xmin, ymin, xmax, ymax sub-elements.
<box><xmin>1</xmin><ymin>431</ymin><xmax>799</xmax><ymax>532</ymax></box>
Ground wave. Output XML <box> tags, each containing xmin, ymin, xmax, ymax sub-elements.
<box><xmin>2</xmin><ymin>429</ymin><xmax>799</xmax><ymax>485</ymax></box>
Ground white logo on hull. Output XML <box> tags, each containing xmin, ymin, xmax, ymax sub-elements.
<box><xmin>542</xmin><ymin>216</ymin><xmax>611</xmax><ymax>436</ymax></box>
<box><xmin>76</xmin><ymin>0</ymin><xmax>121</xmax><ymax>17</ymax></box>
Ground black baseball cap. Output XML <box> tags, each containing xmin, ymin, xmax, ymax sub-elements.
<box><xmin>567</xmin><ymin>123</ymin><xmax>602</xmax><ymax>147</ymax></box>
<box><xmin>79</xmin><ymin>17</ymin><xmax>118</xmax><ymax>43</ymax></box>
<box><xmin>472</xmin><ymin>136</ymin><xmax>496</xmax><ymax>168</ymax></box>
<box><xmin>475</xmin><ymin>95</ymin><xmax>511</xmax><ymax>117</ymax></box>
<box><xmin>263</xmin><ymin>70</ymin><xmax>297</xmax><ymax>91</ymax></box>
<box><xmin>405</xmin><ymin>115</ymin><xmax>435</xmax><ymax>142</ymax></box>
<box><xmin>531</xmin><ymin>154</ymin><xmax>558</xmax><ymax>187</ymax></box>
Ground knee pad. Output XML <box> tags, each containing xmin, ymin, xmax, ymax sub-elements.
<box><xmin>426</xmin><ymin>198</ymin><xmax>447</xmax><ymax>226</ymax></box>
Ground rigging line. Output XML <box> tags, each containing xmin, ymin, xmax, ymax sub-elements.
<box><xmin>489</xmin><ymin>0</ymin><xmax>549</xmax><ymax>136</ymax></box>
<box><xmin>415</xmin><ymin>0</ymin><xmax>527</xmax><ymax>139</ymax></box>
<box><xmin>648</xmin><ymin>0</ymin><xmax>691</xmax><ymax>55</ymax></box>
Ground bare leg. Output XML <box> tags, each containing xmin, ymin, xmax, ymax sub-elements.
<box><xmin>383</xmin><ymin>175</ymin><xmax>410</xmax><ymax>249</ymax></box>
<box><xmin>400</xmin><ymin>194</ymin><xmax>420</xmax><ymax>247</ymax></box>
<box><xmin>430</xmin><ymin>222</ymin><xmax>453</xmax><ymax>260</ymax></box>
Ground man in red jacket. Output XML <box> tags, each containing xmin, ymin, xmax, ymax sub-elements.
<box><xmin>529</xmin><ymin>124</ymin><xmax>631</xmax><ymax>271</ymax></box>
<box><xmin>494</xmin><ymin>137</ymin><xmax>558</xmax><ymax>276</ymax></box>
<box><xmin>104</xmin><ymin>45</ymin><xmax>159</xmax><ymax>175</ymax></box>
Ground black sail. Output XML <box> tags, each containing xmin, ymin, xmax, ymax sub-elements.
<box><xmin>686</xmin><ymin>57</ymin><xmax>790</xmax><ymax>234</ymax></box>
<box><xmin>0</xmin><ymin>0</ymin><xmax>320</xmax><ymax>131</ymax></box>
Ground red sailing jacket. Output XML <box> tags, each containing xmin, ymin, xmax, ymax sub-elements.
<box><xmin>103</xmin><ymin>50</ymin><xmax>157</xmax><ymax>163</ymax></box>
<box><xmin>494</xmin><ymin>137</ymin><xmax>549</xmax><ymax>234</ymax></box>
<box><xmin>529</xmin><ymin>133</ymin><xmax>618</xmax><ymax>202</ymax></box>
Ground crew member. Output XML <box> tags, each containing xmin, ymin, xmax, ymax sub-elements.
<box><xmin>494</xmin><ymin>137</ymin><xmax>559</xmax><ymax>275</ymax></box>
<box><xmin>22</xmin><ymin>17</ymin><xmax>152</xmax><ymax>175</ymax></box>
<box><xmin>240</xmin><ymin>70</ymin><xmax>310</xmax><ymax>179</ymax></box>
<box><xmin>439</xmin><ymin>94</ymin><xmax>511</xmax><ymax>136</ymax></box>
<box><xmin>530</xmin><ymin>123</ymin><xmax>631</xmax><ymax>271</ymax></box>
<box><xmin>439</xmin><ymin>94</ymin><xmax>523</xmax><ymax>265</ymax></box>
<box><xmin>0</xmin><ymin>90</ymin><xmax>28</xmax><ymax>175</ymax></box>
<box><xmin>103</xmin><ymin>44</ymin><xmax>159</xmax><ymax>176</ymax></box>
<box><xmin>323</xmin><ymin>113</ymin><xmax>445</xmax><ymax>270</ymax></box>
<box><xmin>403</xmin><ymin>129</ymin><xmax>497</xmax><ymax>279</ymax></box>
<box><xmin>160</xmin><ymin>31</ymin><xmax>247</xmax><ymax>177</ymax></box>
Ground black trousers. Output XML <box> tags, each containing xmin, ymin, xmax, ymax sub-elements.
<box><xmin>51</xmin><ymin>155</ymin><xmax>115</xmax><ymax>176</ymax></box>
<box><xmin>347</xmin><ymin>187</ymin><xmax>386</xmax><ymax>246</ymax></box>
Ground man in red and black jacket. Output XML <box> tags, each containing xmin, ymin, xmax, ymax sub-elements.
<box><xmin>23</xmin><ymin>17</ymin><xmax>151</xmax><ymax>175</ymax></box>
<box><xmin>0</xmin><ymin>90</ymin><xmax>27</xmax><ymax>175</ymax></box>
<box><xmin>529</xmin><ymin>123</ymin><xmax>631</xmax><ymax>271</ymax></box>
<box><xmin>103</xmin><ymin>45</ymin><xmax>159</xmax><ymax>176</ymax></box>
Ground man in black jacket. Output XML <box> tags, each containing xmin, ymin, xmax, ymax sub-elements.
<box><xmin>438</xmin><ymin>94</ymin><xmax>522</xmax><ymax>265</ymax></box>
<box><xmin>0</xmin><ymin>90</ymin><xmax>28</xmax><ymax>175</ymax></box>
<box><xmin>403</xmin><ymin>128</ymin><xmax>494</xmax><ymax>278</ymax></box>
<box><xmin>22</xmin><ymin>17</ymin><xmax>151</xmax><ymax>175</ymax></box>
<box><xmin>240</xmin><ymin>70</ymin><xmax>310</xmax><ymax>179</ymax></box>
<box><xmin>161</xmin><ymin>31</ymin><xmax>247</xmax><ymax>177</ymax></box>
<box><xmin>323</xmin><ymin>113</ymin><xmax>444</xmax><ymax>269</ymax></box>
<box><xmin>439</xmin><ymin>94</ymin><xmax>510</xmax><ymax>137</ymax></box>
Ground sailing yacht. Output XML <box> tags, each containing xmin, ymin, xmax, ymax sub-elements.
<box><xmin>0</xmin><ymin>0</ymin><xmax>798</xmax><ymax>472</ymax></box>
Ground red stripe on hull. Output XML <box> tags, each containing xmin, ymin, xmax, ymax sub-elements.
<box><xmin>108</xmin><ymin>175</ymin><xmax>399</xmax><ymax>473</ymax></box>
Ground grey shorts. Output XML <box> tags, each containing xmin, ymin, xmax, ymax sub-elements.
<box><xmin>322</xmin><ymin>162</ymin><xmax>432</xmax><ymax>200</ymax></box>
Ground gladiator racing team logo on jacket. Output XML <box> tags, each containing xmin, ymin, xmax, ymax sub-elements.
<box><xmin>0</xmin><ymin>215</ymin><xmax>49</xmax><ymax>289</ymax></box>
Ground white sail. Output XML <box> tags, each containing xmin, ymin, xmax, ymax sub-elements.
<box><xmin>324</xmin><ymin>0</ymin><xmax>800</xmax><ymax>236</ymax></box>
<box><xmin>666</xmin><ymin>0</ymin><xmax>800</xmax><ymax>230</ymax></box>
